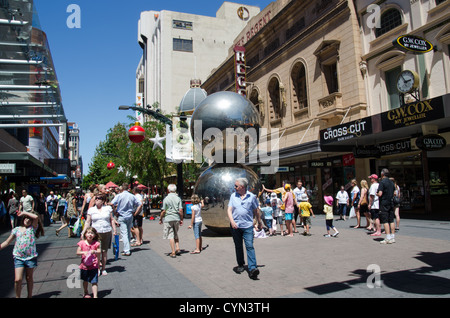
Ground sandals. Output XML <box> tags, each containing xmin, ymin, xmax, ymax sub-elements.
<box><xmin>190</xmin><ymin>250</ymin><xmax>201</xmax><ymax>254</ymax></box>
<box><xmin>121</xmin><ymin>252</ymin><xmax>131</xmax><ymax>256</ymax></box>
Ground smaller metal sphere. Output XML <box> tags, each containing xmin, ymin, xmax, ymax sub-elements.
<box><xmin>128</xmin><ymin>122</ymin><xmax>146</xmax><ymax>143</ymax></box>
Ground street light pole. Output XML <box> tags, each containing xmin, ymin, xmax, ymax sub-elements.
<box><xmin>118</xmin><ymin>105</ymin><xmax>172</xmax><ymax>127</ymax></box>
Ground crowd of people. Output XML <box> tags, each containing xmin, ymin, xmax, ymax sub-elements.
<box><xmin>0</xmin><ymin>169</ymin><xmax>401</xmax><ymax>297</ymax></box>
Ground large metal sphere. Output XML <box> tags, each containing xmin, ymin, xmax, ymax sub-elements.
<box><xmin>190</xmin><ymin>91</ymin><xmax>261</xmax><ymax>162</ymax></box>
<box><xmin>194</xmin><ymin>163</ymin><xmax>262</xmax><ymax>235</ymax></box>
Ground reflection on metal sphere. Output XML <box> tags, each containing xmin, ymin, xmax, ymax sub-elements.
<box><xmin>194</xmin><ymin>163</ymin><xmax>261</xmax><ymax>235</ymax></box>
<box><xmin>190</xmin><ymin>91</ymin><xmax>261</xmax><ymax>161</ymax></box>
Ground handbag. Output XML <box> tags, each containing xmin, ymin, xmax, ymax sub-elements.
<box><xmin>360</xmin><ymin>192</ymin><xmax>368</xmax><ymax>205</ymax></box>
<box><xmin>51</xmin><ymin>211</ymin><xmax>59</xmax><ymax>221</ymax></box>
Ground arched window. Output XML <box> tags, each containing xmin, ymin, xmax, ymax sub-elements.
<box><xmin>268</xmin><ymin>77</ymin><xmax>282</xmax><ymax>122</ymax></box>
<box><xmin>249</xmin><ymin>88</ymin><xmax>263</xmax><ymax>118</ymax></box>
<box><xmin>291</xmin><ymin>62</ymin><xmax>308</xmax><ymax>112</ymax></box>
<box><xmin>376</xmin><ymin>8</ymin><xmax>402</xmax><ymax>38</ymax></box>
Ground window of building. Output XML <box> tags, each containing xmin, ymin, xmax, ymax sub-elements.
<box><xmin>314</xmin><ymin>40</ymin><xmax>340</xmax><ymax>96</ymax></box>
<box><xmin>173</xmin><ymin>20</ymin><xmax>193</xmax><ymax>30</ymax></box>
<box><xmin>173</xmin><ymin>38</ymin><xmax>193</xmax><ymax>52</ymax></box>
<box><xmin>286</xmin><ymin>17</ymin><xmax>305</xmax><ymax>41</ymax></box>
<box><xmin>385</xmin><ymin>66</ymin><xmax>402</xmax><ymax>109</ymax></box>
<box><xmin>249</xmin><ymin>88</ymin><xmax>264</xmax><ymax>120</ymax></box>
<box><xmin>291</xmin><ymin>62</ymin><xmax>308</xmax><ymax>111</ymax></box>
<box><xmin>268</xmin><ymin>77</ymin><xmax>283</xmax><ymax>123</ymax></box>
<box><xmin>323</xmin><ymin>62</ymin><xmax>339</xmax><ymax>94</ymax></box>
<box><xmin>375</xmin><ymin>8</ymin><xmax>402</xmax><ymax>38</ymax></box>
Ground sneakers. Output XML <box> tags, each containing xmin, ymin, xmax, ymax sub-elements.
<box><xmin>249</xmin><ymin>268</ymin><xmax>260</xmax><ymax>280</ymax></box>
<box><xmin>332</xmin><ymin>232</ymin><xmax>339</xmax><ymax>237</ymax></box>
<box><xmin>380</xmin><ymin>238</ymin><xmax>395</xmax><ymax>244</ymax></box>
<box><xmin>233</xmin><ymin>266</ymin><xmax>245</xmax><ymax>274</ymax></box>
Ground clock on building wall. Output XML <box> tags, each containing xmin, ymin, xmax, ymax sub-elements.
<box><xmin>397</xmin><ymin>70</ymin><xmax>419</xmax><ymax>94</ymax></box>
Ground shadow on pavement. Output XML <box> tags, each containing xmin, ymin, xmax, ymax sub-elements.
<box><xmin>305</xmin><ymin>251</ymin><xmax>450</xmax><ymax>296</ymax></box>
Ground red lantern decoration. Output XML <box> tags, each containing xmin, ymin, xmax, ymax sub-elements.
<box><xmin>107</xmin><ymin>161</ymin><xmax>115</xmax><ymax>170</ymax></box>
<box><xmin>128</xmin><ymin>122</ymin><xmax>146</xmax><ymax>143</ymax></box>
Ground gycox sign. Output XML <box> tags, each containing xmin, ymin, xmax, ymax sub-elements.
<box><xmin>416</xmin><ymin>134</ymin><xmax>447</xmax><ymax>151</ymax></box>
<box><xmin>382</xmin><ymin>96</ymin><xmax>445</xmax><ymax>131</ymax></box>
<box><xmin>393</xmin><ymin>35</ymin><xmax>433</xmax><ymax>54</ymax></box>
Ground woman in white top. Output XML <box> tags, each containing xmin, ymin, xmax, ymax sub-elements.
<box><xmin>83</xmin><ymin>195</ymin><xmax>116</xmax><ymax>276</ymax></box>
<box><xmin>188</xmin><ymin>194</ymin><xmax>204</xmax><ymax>254</ymax></box>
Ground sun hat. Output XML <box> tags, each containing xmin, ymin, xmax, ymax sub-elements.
<box><xmin>368</xmin><ymin>174</ymin><xmax>378</xmax><ymax>179</ymax></box>
<box><xmin>284</xmin><ymin>184</ymin><xmax>291</xmax><ymax>190</ymax></box>
<box><xmin>300</xmin><ymin>193</ymin><xmax>308</xmax><ymax>201</ymax></box>
<box><xmin>324</xmin><ymin>196</ymin><xmax>333</xmax><ymax>206</ymax></box>
<box><xmin>270</xmin><ymin>193</ymin><xmax>277</xmax><ymax>198</ymax></box>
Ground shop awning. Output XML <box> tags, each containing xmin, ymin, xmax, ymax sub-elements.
<box><xmin>0</xmin><ymin>151</ymin><xmax>58</xmax><ymax>177</ymax></box>
<box><xmin>320</xmin><ymin>94</ymin><xmax>450</xmax><ymax>155</ymax></box>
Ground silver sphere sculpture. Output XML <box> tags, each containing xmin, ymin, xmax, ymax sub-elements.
<box><xmin>190</xmin><ymin>91</ymin><xmax>262</xmax><ymax>235</ymax></box>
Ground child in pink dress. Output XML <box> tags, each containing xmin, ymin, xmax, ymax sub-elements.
<box><xmin>76</xmin><ymin>227</ymin><xmax>101</xmax><ymax>298</ymax></box>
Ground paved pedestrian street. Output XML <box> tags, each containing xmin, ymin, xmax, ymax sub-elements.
<box><xmin>1</xmin><ymin>214</ymin><xmax>449</xmax><ymax>305</ymax></box>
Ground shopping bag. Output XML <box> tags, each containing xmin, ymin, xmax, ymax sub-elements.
<box><xmin>112</xmin><ymin>234</ymin><xmax>119</xmax><ymax>260</ymax></box>
<box><xmin>349</xmin><ymin>206</ymin><xmax>356</xmax><ymax>218</ymax></box>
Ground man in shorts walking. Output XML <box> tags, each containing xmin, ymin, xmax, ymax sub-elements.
<box><xmin>160</xmin><ymin>184</ymin><xmax>183</xmax><ymax>258</ymax></box>
<box><xmin>377</xmin><ymin>168</ymin><xmax>396</xmax><ymax>244</ymax></box>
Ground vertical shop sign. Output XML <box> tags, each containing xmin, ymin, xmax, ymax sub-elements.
<box><xmin>234</xmin><ymin>46</ymin><xmax>247</xmax><ymax>97</ymax></box>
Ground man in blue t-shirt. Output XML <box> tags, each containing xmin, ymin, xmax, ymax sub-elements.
<box><xmin>227</xmin><ymin>177</ymin><xmax>262</xmax><ymax>280</ymax></box>
<box><xmin>111</xmin><ymin>184</ymin><xmax>142</xmax><ymax>256</ymax></box>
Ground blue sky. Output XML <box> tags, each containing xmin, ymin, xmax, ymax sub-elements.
<box><xmin>34</xmin><ymin>0</ymin><xmax>273</xmax><ymax>174</ymax></box>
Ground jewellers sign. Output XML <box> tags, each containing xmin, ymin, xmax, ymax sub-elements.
<box><xmin>416</xmin><ymin>134</ymin><xmax>447</xmax><ymax>151</ymax></box>
<box><xmin>381</xmin><ymin>96</ymin><xmax>445</xmax><ymax>131</ymax></box>
<box><xmin>320</xmin><ymin>117</ymin><xmax>372</xmax><ymax>144</ymax></box>
<box><xmin>393</xmin><ymin>35</ymin><xmax>433</xmax><ymax>54</ymax></box>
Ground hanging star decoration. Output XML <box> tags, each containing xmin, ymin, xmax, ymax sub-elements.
<box><xmin>149</xmin><ymin>130</ymin><xmax>165</xmax><ymax>150</ymax></box>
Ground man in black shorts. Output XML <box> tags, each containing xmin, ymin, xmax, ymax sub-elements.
<box><xmin>377</xmin><ymin>168</ymin><xmax>395</xmax><ymax>244</ymax></box>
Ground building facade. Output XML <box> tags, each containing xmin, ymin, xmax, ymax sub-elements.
<box><xmin>202</xmin><ymin>0</ymin><xmax>450</xmax><ymax>216</ymax></box>
<box><xmin>0</xmin><ymin>0</ymin><xmax>73</xmax><ymax>195</ymax></box>
<box><xmin>136</xmin><ymin>2</ymin><xmax>261</xmax><ymax>116</ymax></box>
<box><xmin>202</xmin><ymin>0</ymin><xmax>368</xmax><ymax>210</ymax></box>
<box><xmin>334</xmin><ymin>0</ymin><xmax>450</xmax><ymax>215</ymax></box>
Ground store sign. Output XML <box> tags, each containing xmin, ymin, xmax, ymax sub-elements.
<box><xmin>393</xmin><ymin>35</ymin><xmax>433</xmax><ymax>54</ymax></box>
<box><xmin>381</xmin><ymin>96</ymin><xmax>445</xmax><ymax>131</ymax></box>
<box><xmin>378</xmin><ymin>138</ymin><xmax>411</xmax><ymax>156</ymax></box>
<box><xmin>237</xmin><ymin>6</ymin><xmax>250</xmax><ymax>20</ymax></box>
<box><xmin>234</xmin><ymin>46</ymin><xmax>247</xmax><ymax>97</ymax></box>
<box><xmin>309</xmin><ymin>161</ymin><xmax>331</xmax><ymax>168</ymax></box>
<box><xmin>0</xmin><ymin>163</ymin><xmax>16</xmax><ymax>173</ymax></box>
<box><xmin>235</xmin><ymin>10</ymin><xmax>272</xmax><ymax>47</ymax></box>
<box><xmin>353</xmin><ymin>146</ymin><xmax>380</xmax><ymax>158</ymax></box>
<box><xmin>320</xmin><ymin>118</ymin><xmax>372</xmax><ymax>144</ymax></box>
<box><xmin>415</xmin><ymin>134</ymin><xmax>447</xmax><ymax>151</ymax></box>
